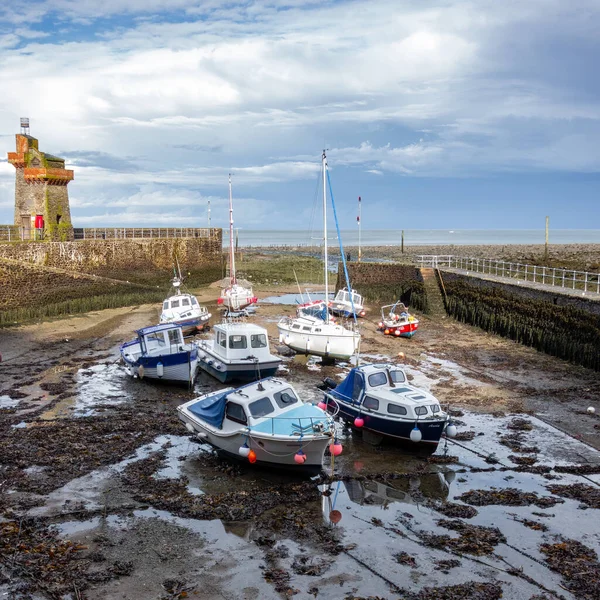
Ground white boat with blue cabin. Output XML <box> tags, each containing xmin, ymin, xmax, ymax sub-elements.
<box><xmin>197</xmin><ymin>321</ymin><xmax>281</xmax><ymax>383</ymax></box>
<box><xmin>322</xmin><ymin>363</ymin><xmax>456</xmax><ymax>450</ymax></box>
<box><xmin>160</xmin><ymin>277</ymin><xmax>211</xmax><ymax>334</ymax></box>
<box><xmin>177</xmin><ymin>378</ymin><xmax>336</xmax><ymax>470</ymax></box>
<box><xmin>120</xmin><ymin>323</ymin><xmax>199</xmax><ymax>385</ymax></box>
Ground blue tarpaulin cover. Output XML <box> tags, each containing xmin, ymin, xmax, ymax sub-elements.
<box><xmin>188</xmin><ymin>391</ymin><xmax>228</xmax><ymax>429</ymax></box>
<box><xmin>299</xmin><ymin>304</ymin><xmax>328</xmax><ymax>321</ymax></box>
<box><xmin>331</xmin><ymin>368</ymin><xmax>361</xmax><ymax>405</ymax></box>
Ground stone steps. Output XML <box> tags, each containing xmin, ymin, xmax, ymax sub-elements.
<box><xmin>420</xmin><ymin>267</ymin><xmax>447</xmax><ymax>318</ymax></box>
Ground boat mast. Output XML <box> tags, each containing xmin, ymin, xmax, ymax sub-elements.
<box><xmin>322</xmin><ymin>150</ymin><xmax>329</xmax><ymax>324</ymax></box>
<box><xmin>358</xmin><ymin>195</ymin><xmax>362</xmax><ymax>263</ymax></box>
<box><xmin>228</xmin><ymin>174</ymin><xmax>236</xmax><ymax>285</ymax></box>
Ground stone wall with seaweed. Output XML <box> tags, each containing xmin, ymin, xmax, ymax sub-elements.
<box><xmin>440</xmin><ymin>272</ymin><xmax>600</xmax><ymax>370</ymax></box>
<box><xmin>0</xmin><ymin>260</ymin><xmax>164</xmax><ymax>326</ymax></box>
<box><xmin>0</xmin><ymin>235</ymin><xmax>223</xmax><ymax>286</ymax></box>
<box><xmin>336</xmin><ymin>262</ymin><xmax>428</xmax><ymax>313</ymax></box>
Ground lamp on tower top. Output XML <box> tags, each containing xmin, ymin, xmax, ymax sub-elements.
<box><xmin>20</xmin><ymin>118</ymin><xmax>30</xmax><ymax>135</ymax></box>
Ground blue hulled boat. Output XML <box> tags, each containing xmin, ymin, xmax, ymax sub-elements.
<box><xmin>322</xmin><ymin>363</ymin><xmax>455</xmax><ymax>450</ymax></box>
<box><xmin>120</xmin><ymin>323</ymin><xmax>199</xmax><ymax>385</ymax></box>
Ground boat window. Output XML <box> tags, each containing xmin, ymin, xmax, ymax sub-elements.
<box><xmin>363</xmin><ymin>396</ymin><xmax>379</xmax><ymax>411</ymax></box>
<box><xmin>302</xmin><ymin>326</ymin><xmax>311</xmax><ymax>331</ymax></box>
<box><xmin>168</xmin><ymin>329</ymin><xmax>181</xmax><ymax>346</ymax></box>
<box><xmin>415</xmin><ymin>406</ymin><xmax>428</xmax><ymax>416</ymax></box>
<box><xmin>388</xmin><ymin>403</ymin><xmax>407</xmax><ymax>415</ymax></box>
<box><xmin>229</xmin><ymin>335</ymin><xmax>247</xmax><ymax>349</ymax></box>
<box><xmin>390</xmin><ymin>370</ymin><xmax>406</xmax><ymax>383</ymax></box>
<box><xmin>162</xmin><ymin>301</ymin><xmax>168</xmax><ymax>310</ymax></box>
<box><xmin>251</xmin><ymin>334</ymin><xmax>267</xmax><ymax>348</ymax></box>
<box><xmin>225</xmin><ymin>402</ymin><xmax>247</xmax><ymax>424</ymax></box>
<box><xmin>431</xmin><ymin>404</ymin><xmax>441</xmax><ymax>413</ymax></box>
<box><xmin>273</xmin><ymin>388</ymin><xmax>298</xmax><ymax>408</ymax></box>
<box><xmin>249</xmin><ymin>397</ymin><xmax>275</xmax><ymax>418</ymax></box>
<box><xmin>145</xmin><ymin>331</ymin><xmax>166</xmax><ymax>347</ymax></box>
<box><xmin>217</xmin><ymin>331</ymin><xmax>226</xmax><ymax>348</ymax></box>
<box><xmin>171</xmin><ymin>299</ymin><xmax>180</xmax><ymax>308</ymax></box>
<box><xmin>368</xmin><ymin>372</ymin><xmax>388</xmax><ymax>387</ymax></box>
<box><xmin>181</xmin><ymin>298</ymin><xmax>190</xmax><ymax>306</ymax></box>
<box><xmin>191</xmin><ymin>298</ymin><xmax>199</xmax><ymax>306</ymax></box>
<box><xmin>292</xmin><ymin>324</ymin><xmax>301</xmax><ymax>330</ymax></box>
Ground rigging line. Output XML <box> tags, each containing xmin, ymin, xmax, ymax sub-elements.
<box><xmin>326</xmin><ymin>169</ymin><xmax>358</xmax><ymax>328</ymax></box>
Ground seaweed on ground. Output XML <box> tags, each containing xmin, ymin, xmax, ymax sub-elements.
<box><xmin>456</xmin><ymin>488</ymin><xmax>563</xmax><ymax>508</ymax></box>
<box><xmin>430</xmin><ymin>501</ymin><xmax>478</xmax><ymax>519</ymax></box>
<box><xmin>507</xmin><ymin>418</ymin><xmax>533</xmax><ymax>431</ymax></box>
<box><xmin>546</xmin><ymin>483</ymin><xmax>600</xmax><ymax>509</ymax></box>
<box><xmin>540</xmin><ymin>538</ymin><xmax>600</xmax><ymax>600</ymax></box>
<box><xmin>402</xmin><ymin>582</ymin><xmax>503</xmax><ymax>600</ymax></box>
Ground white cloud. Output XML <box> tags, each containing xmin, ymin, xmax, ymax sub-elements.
<box><xmin>0</xmin><ymin>0</ymin><xmax>598</xmax><ymax>225</ymax></box>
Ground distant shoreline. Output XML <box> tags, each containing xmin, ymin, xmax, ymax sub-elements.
<box><xmin>241</xmin><ymin>243</ymin><xmax>600</xmax><ymax>272</ymax></box>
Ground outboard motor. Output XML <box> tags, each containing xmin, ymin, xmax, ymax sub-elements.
<box><xmin>320</xmin><ymin>377</ymin><xmax>337</xmax><ymax>390</ymax></box>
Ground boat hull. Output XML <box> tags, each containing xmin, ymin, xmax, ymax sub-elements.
<box><xmin>198</xmin><ymin>357</ymin><xmax>280</xmax><ymax>383</ymax></box>
<box><xmin>162</xmin><ymin>315</ymin><xmax>210</xmax><ymax>334</ymax></box>
<box><xmin>121</xmin><ymin>342</ymin><xmax>198</xmax><ymax>385</ymax></box>
<box><xmin>325</xmin><ymin>397</ymin><xmax>445</xmax><ymax>450</ymax></box>
<box><xmin>380</xmin><ymin>321</ymin><xmax>419</xmax><ymax>338</ymax></box>
<box><xmin>277</xmin><ymin>325</ymin><xmax>360</xmax><ymax>361</ymax></box>
<box><xmin>178</xmin><ymin>412</ymin><xmax>330</xmax><ymax>470</ymax></box>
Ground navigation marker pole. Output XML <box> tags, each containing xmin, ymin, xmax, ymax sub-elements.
<box><xmin>357</xmin><ymin>196</ymin><xmax>362</xmax><ymax>262</ymax></box>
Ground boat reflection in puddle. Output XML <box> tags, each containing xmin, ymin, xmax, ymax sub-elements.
<box><xmin>321</xmin><ymin>472</ymin><xmax>452</xmax><ymax>524</ymax></box>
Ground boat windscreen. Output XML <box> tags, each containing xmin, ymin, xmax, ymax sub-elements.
<box><xmin>249</xmin><ymin>396</ymin><xmax>275</xmax><ymax>418</ymax></box>
<box><xmin>389</xmin><ymin>370</ymin><xmax>406</xmax><ymax>383</ymax></box>
<box><xmin>273</xmin><ymin>388</ymin><xmax>298</xmax><ymax>408</ymax></box>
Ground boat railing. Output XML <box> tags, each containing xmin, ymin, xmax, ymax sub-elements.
<box><xmin>416</xmin><ymin>255</ymin><xmax>600</xmax><ymax>295</ymax></box>
<box><xmin>254</xmin><ymin>414</ymin><xmax>334</xmax><ymax>436</ymax></box>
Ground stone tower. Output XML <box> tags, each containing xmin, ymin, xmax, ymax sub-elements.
<box><xmin>7</xmin><ymin>120</ymin><xmax>74</xmax><ymax>240</ymax></box>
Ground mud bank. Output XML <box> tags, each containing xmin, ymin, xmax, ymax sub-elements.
<box><xmin>1</xmin><ymin>290</ymin><xmax>599</xmax><ymax>599</ymax></box>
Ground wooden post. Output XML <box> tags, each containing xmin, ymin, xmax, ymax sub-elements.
<box><xmin>401</xmin><ymin>230</ymin><xmax>404</xmax><ymax>253</ymax></box>
<box><xmin>545</xmin><ymin>216</ymin><xmax>549</xmax><ymax>263</ymax></box>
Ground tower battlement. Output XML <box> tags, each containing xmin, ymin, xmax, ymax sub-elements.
<box><xmin>8</xmin><ymin>124</ymin><xmax>74</xmax><ymax>241</ymax></box>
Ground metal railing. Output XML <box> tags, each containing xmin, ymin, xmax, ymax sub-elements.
<box><xmin>0</xmin><ymin>226</ymin><xmax>33</xmax><ymax>241</ymax></box>
<box><xmin>73</xmin><ymin>227</ymin><xmax>220</xmax><ymax>240</ymax></box>
<box><xmin>417</xmin><ymin>255</ymin><xmax>600</xmax><ymax>294</ymax></box>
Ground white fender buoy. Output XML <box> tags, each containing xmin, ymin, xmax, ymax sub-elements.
<box><xmin>445</xmin><ymin>422</ymin><xmax>457</xmax><ymax>438</ymax></box>
<box><xmin>138</xmin><ymin>365</ymin><xmax>145</xmax><ymax>379</ymax></box>
<box><xmin>185</xmin><ymin>423</ymin><xmax>194</xmax><ymax>433</ymax></box>
<box><xmin>587</xmin><ymin>407</ymin><xmax>596</xmax><ymax>414</ymax></box>
<box><xmin>156</xmin><ymin>362</ymin><xmax>164</xmax><ymax>378</ymax></box>
<box><xmin>410</xmin><ymin>426</ymin><xmax>422</xmax><ymax>443</ymax></box>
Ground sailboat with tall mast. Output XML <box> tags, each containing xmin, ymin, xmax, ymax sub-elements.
<box><xmin>277</xmin><ymin>151</ymin><xmax>360</xmax><ymax>361</ymax></box>
<box><xmin>218</xmin><ymin>174</ymin><xmax>257</xmax><ymax>312</ymax></box>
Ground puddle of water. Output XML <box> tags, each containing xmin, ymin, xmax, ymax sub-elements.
<box><xmin>0</xmin><ymin>395</ymin><xmax>20</xmax><ymax>409</ymax></box>
<box><xmin>73</xmin><ymin>363</ymin><xmax>128</xmax><ymax>417</ymax></box>
<box><xmin>11</xmin><ymin>421</ymin><xmax>27</xmax><ymax>429</ymax></box>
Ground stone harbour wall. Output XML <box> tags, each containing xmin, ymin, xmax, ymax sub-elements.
<box><xmin>0</xmin><ymin>234</ymin><xmax>223</xmax><ymax>284</ymax></box>
<box><xmin>337</xmin><ymin>262</ymin><xmax>427</xmax><ymax>311</ymax></box>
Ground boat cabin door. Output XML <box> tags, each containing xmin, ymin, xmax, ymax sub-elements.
<box><xmin>352</xmin><ymin>371</ymin><xmax>365</xmax><ymax>404</ymax></box>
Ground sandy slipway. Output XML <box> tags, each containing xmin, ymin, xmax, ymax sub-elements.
<box><xmin>1</xmin><ymin>290</ymin><xmax>600</xmax><ymax>600</ymax></box>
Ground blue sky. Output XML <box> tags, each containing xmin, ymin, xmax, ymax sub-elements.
<box><xmin>0</xmin><ymin>0</ymin><xmax>599</xmax><ymax>230</ymax></box>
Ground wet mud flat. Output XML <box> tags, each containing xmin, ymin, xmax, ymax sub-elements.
<box><xmin>1</xmin><ymin>297</ymin><xmax>600</xmax><ymax>599</ymax></box>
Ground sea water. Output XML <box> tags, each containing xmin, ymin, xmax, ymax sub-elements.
<box><xmin>224</xmin><ymin>229</ymin><xmax>600</xmax><ymax>247</ymax></box>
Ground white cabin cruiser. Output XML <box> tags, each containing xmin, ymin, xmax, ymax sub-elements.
<box><xmin>120</xmin><ymin>323</ymin><xmax>199</xmax><ymax>386</ymax></box>
<box><xmin>160</xmin><ymin>277</ymin><xmax>211</xmax><ymax>334</ymax></box>
<box><xmin>177</xmin><ymin>378</ymin><xmax>336</xmax><ymax>470</ymax></box>
<box><xmin>197</xmin><ymin>321</ymin><xmax>281</xmax><ymax>383</ymax></box>
<box><xmin>278</xmin><ymin>313</ymin><xmax>360</xmax><ymax>360</ymax></box>
<box><xmin>330</xmin><ymin>287</ymin><xmax>366</xmax><ymax>318</ymax></box>
<box><xmin>218</xmin><ymin>175</ymin><xmax>257</xmax><ymax>312</ymax></box>
<box><xmin>322</xmin><ymin>363</ymin><xmax>456</xmax><ymax>450</ymax></box>
<box><xmin>277</xmin><ymin>151</ymin><xmax>360</xmax><ymax>361</ymax></box>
